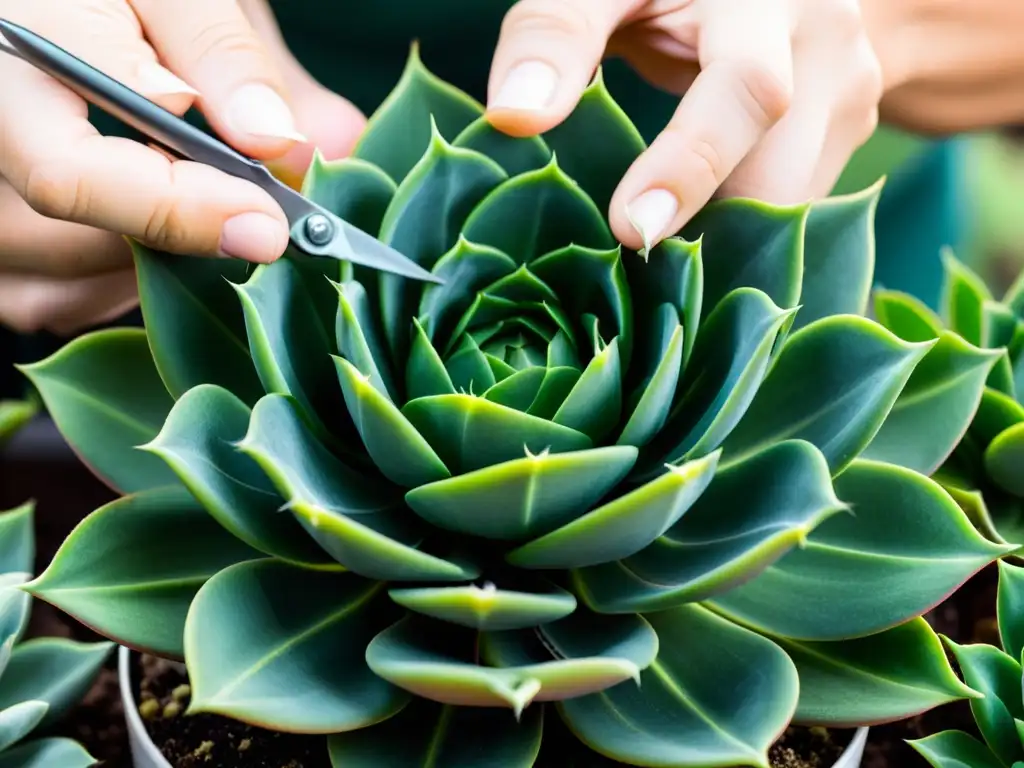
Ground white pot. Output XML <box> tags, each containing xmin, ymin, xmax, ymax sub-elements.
<box><xmin>119</xmin><ymin>645</ymin><xmax>870</xmax><ymax>768</ymax></box>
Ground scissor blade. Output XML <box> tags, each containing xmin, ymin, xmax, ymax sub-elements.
<box><xmin>324</xmin><ymin>217</ymin><xmax>444</xmax><ymax>284</ymax></box>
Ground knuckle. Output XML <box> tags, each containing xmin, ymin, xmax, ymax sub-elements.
<box><xmin>728</xmin><ymin>59</ymin><xmax>793</xmax><ymax>127</ymax></box>
<box><xmin>827</xmin><ymin>0</ymin><xmax>865</xmax><ymax>38</ymax></box>
<box><xmin>140</xmin><ymin>165</ymin><xmax>192</xmax><ymax>252</ymax></box>
<box><xmin>184</xmin><ymin>19</ymin><xmax>266</xmax><ymax>71</ymax></box>
<box><xmin>687</xmin><ymin>136</ymin><xmax>727</xmax><ymax>188</ymax></box>
<box><xmin>22</xmin><ymin>162</ymin><xmax>88</xmax><ymax>222</ymax></box>
<box><xmin>502</xmin><ymin>0</ymin><xmax>595</xmax><ymax>40</ymax></box>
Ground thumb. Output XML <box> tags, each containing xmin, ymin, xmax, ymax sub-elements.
<box><xmin>485</xmin><ymin>0</ymin><xmax>632</xmax><ymax>137</ymax></box>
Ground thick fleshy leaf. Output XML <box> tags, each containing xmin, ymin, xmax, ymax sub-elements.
<box><xmin>794</xmin><ymin>181</ymin><xmax>881</xmax><ymax>330</ymax></box>
<box><xmin>972</xmin><ymin>387</ymin><xmax>1024</xmax><ymax>446</ymax></box>
<box><xmin>509</xmin><ymin>450</ymin><xmax>719</xmax><ymax>572</ymax></box>
<box><xmin>873</xmin><ymin>289</ymin><xmax>945</xmax><ymax>343</ymax></box>
<box><xmin>444</xmin><ymin>334</ymin><xmax>496</xmax><ymax>393</ymax></box>
<box><xmin>559</xmin><ymin>604</ymin><xmax>797</xmax><ymax>768</ymax></box>
<box><xmin>0</xmin><ymin>639</ymin><xmax>112</xmax><ymax>729</ymax></box>
<box><xmin>0</xmin><ymin>573</ymin><xmax>31</xmax><ymax>646</ymax></box>
<box><xmin>405</xmin><ymin>446</ymin><xmax>637</xmax><ymax>541</ymax></box>
<box><xmin>453</xmin><ymin>117</ymin><xmax>551</xmax><ymax>177</ymax></box>
<box><xmin>402</xmin><ymin>394</ymin><xmax>592</xmax><ymax>475</ymax></box>
<box><xmin>461</xmin><ymin>157</ymin><xmax>615</xmax><ymax>263</ymax></box>
<box><xmin>328</xmin><ymin>697</ymin><xmax>543</xmax><ymax>768</ymax></box>
<box><xmin>367</xmin><ymin>613</ymin><xmax>657</xmax><ymax>714</ymax></box>
<box><xmin>335</xmin><ymin>357</ymin><xmax>450</xmax><ymax>488</ymax></box>
<box><xmin>708</xmin><ymin>460</ymin><xmax>1012</xmax><ymax>640</ymax></box>
<box><xmin>617</xmin><ymin>313</ymin><xmax>684</xmax><ymax>448</ymax></box>
<box><xmin>390</xmin><ymin>581</ymin><xmax>576</xmax><ymax>631</ymax></box>
<box><xmin>634</xmin><ymin>288</ymin><xmax>795</xmax><ymax>478</ymax></box>
<box><xmin>944</xmin><ymin>638</ymin><xmax>1024</xmax><ymax>765</ymax></box>
<box><xmin>722</xmin><ymin>315</ymin><xmax>933</xmax><ymax>474</ymax></box>
<box><xmin>552</xmin><ymin>337</ymin><xmax>622</xmax><ymax>443</ymax></box>
<box><xmin>986</xmin><ymin>423</ymin><xmax>1024</xmax><ymax>497</ymax></box>
<box><xmin>574</xmin><ymin>441</ymin><xmax>842</xmax><ymax>612</ymax></box>
<box><xmin>941</xmin><ymin>249</ymin><xmax>992</xmax><ymax>347</ymax></box>
<box><xmin>352</xmin><ymin>43</ymin><xmax>483</xmax><ymax>183</ymax></box>
<box><xmin>232</xmin><ymin>258</ymin><xmax>353</xmax><ymax>448</ymax></box>
<box><xmin>484</xmin><ymin>367</ymin><xmax>547</xmax><ymax>411</ymax></box>
<box><xmin>24</xmin><ymin>486</ymin><xmax>261</xmax><ymax>658</ymax></box>
<box><xmin>0</xmin><ymin>701</ymin><xmax>48</xmax><ymax>752</ymax></box>
<box><xmin>17</xmin><ymin>329</ymin><xmax>177</xmax><ymax>494</ymax></box>
<box><xmin>301</xmin><ymin>152</ymin><xmax>396</xmax><ymax>237</ymax></box>
<box><xmin>0</xmin><ymin>737</ymin><xmax>96</xmax><ymax>768</ymax></box>
<box><xmin>540</xmin><ymin>69</ymin><xmax>645</xmax><ymax>214</ymax></box>
<box><xmin>377</xmin><ymin>128</ymin><xmax>507</xmax><ymax>362</ymax></box>
<box><xmin>0</xmin><ymin>398</ymin><xmax>36</xmax><ymax>446</ymax></box>
<box><xmin>998</xmin><ymin>560</ymin><xmax>1024</xmax><ymax>662</ymax></box>
<box><xmin>683</xmin><ymin>198</ymin><xmax>806</xmax><ymax>317</ymax></box>
<box><xmin>862</xmin><ymin>332</ymin><xmax>1000</xmax><ymax>474</ymax></box>
<box><xmin>0</xmin><ymin>503</ymin><xmax>33</xmax><ymax>576</ymax></box>
<box><xmin>334</xmin><ymin>280</ymin><xmax>397</xmax><ymax>400</ymax></box>
<box><xmin>185</xmin><ymin>559</ymin><xmax>407</xmax><ymax>732</ymax></box>
<box><xmin>132</xmin><ymin>243</ymin><xmax>263</xmax><ymax>404</ymax></box>
<box><xmin>407</xmin><ymin>318</ymin><xmax>456</xmax><ymax>400</ymax></box>
<box><xmin>140</xmin><ymin>384</ymin><xmax>327</xmax><ymax>565</ymax></box>
<box><xmin>777</xmin><ymin>618</ymin><xmax>979</xmax><ymax>725</ymax></box>
<box><xmin>239</xmin><ymin>394</ymin><xmax>473</xmax><ymax>582</ymax></box>
<box><xmin>909</xmin><ymin>731</ymin><xmax>1004</xmax><ymax>768</ymax></box>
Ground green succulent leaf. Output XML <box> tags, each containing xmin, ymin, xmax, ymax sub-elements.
<box><xmin>575</xmin><ymin>441</ymin><xmax>842</xmax><ymax>613</ymax></box>
<box><xmin>453</xmin><ymin>117</ymin><xmax>551</xmax><ymax>178</ymax></box>
<box><xmin>0</xmin><ymin>503</ymin><xmax>34</xmax><ymax>576</ymax></box>
<box><xmin>722</xmin><ymin>315</ymin><xmax>933</xmax><ymax>474</ymax></box>
<box><xmin>389</xmin><ymin>581</ymin><xmax>576</xmax><ymax>631</ymax></box>
<box><xmin>402</xmin><ymin>394</ymin><xmax>592</xmax><ymax>475</ymax></box>
<box><xmin>777</xmin><ymin>618</ymin><xmax>979</xmax><ymax>725</ymax></box>
<box><xmin>185</xmin><ymin>558</ymin><xmax>408</xmax><ymax>732</ymax></box>
<box><xmin>301</xmin><ymin>153</ymin><xmax>397</xmax><ymax>239</ymax></box>
<box><xmin>0</xmin><ymin>573</ymin><xmax>31</xmax><ymax>646</ymax></box>
<box><xmin>335</xmin><ymin>356</ymin><xmax>450</xmax><ymax>488</ymax></box>
<box><xmin>986</xmin><ymin>423</ymin><xmax>1024</xmax><ymax>497</ymax></box>
<box><xmin>940</xmin><ymin>249</ymin><xmax>993</xmax><ymax>347</ymax></box>
<box><xmin>334</xmin><ymin>280</ymin><xmax>397</xmax><ymax>400</ymax></box>
<box><xmin>944</xmin><ymin>638</ymin><xmax>1024</xmax><ymax>765</ymax></box>
<box><xmin>132</xmin><ymin>242</ymin><xmax>264</xmax><ymax>404</ymax></box>
<box><xmin>0</xmin><ymin>639</ymin><xmax>112</xmax><ymax>730</ymax></box>
<box><xmin>683</xmin><ymin>198</ymin><xmax>806</xmax><ymax>318</ymax></box>
<box><xmin>862</xmin><ymin>332</ymin><xmax>1000</xmax><ymax>474</ymax></box>
<box><xmin>328</xmin><ymin>697</ymin><xmax>543</xmax><ymax>768</ymax></box>
<box><xmin>0</xmin><ymin>701</ymin><xmax>48</xmax><ymax>752</ymax></box>
<box><xmin>551</xmin><ymin>336</ymin><xmax>622</xmax><ymax>443</ymax></box>
<box><xmin>239</xmin><ymin>394</ymin><xmax>473</xmax><ymax>582</ymax></box>
<box><xmin>140</xmin><ymin>384</ymin><xmax>328</xmax><ymax>565</ymax></box>
<box><xmin>24</xmin><ymin>486</ymin><xmax>260</xmax><ymax>658</ymax></box>
<box><xmin>617</xmin><ymin>312</ymin><xmax>684</xmax><ymax>448</ymax></box>
<box><xmin>405</xmin><ymin>446</ymin><xmax>636</xmax><ymax>541</ymax></box>
<box><xmin>508</xmin><ymin>450</ymin><xmax>719</xmax><ymax>572</ymax></box>
<box><xmin>444</xmin><ymin>334</ymin><xmax>496</xmax><ymax>393</ymax></box>
<box><xmin>462</xmin><ymin>157</ymin><xmax>615</xmax><ymax>263</ymax></box>
<box><xmin>972</xmin><ymin>387</ymin><xmax>1024</xmax><ymax>446</ymax></box>
<box><xmin>367</xmin><ymin>613</ymin><xmax>657</xmax><ymax>715</ymax></box>
<box><xmin>353</xmin><ymin>43</ymin><xmax>483</xmax><ymax>183</ymax></box>
<box><xmin>0</xmin><ymin>737</ymin><xmax>96</xmax><ymax>768</ymax></box>
<box><xmin>17</xmin><ymin>329</ymin><xmax>177</xmax><ymax>494</ymax></box>
<box><xmin>873</xmin><ymin>289</ymin><xmax>945</xmax><ymax>343</ymax></box>
<box><xmin>709</xmin><ymin>460</ymin><xmax>1012</xmax><ymax>640</ymax></box>
<box><xmin>377</xmin><ymin>127</ymin><xmax>507</xmax><ymax>362</ymax></box>
<box><xmin>909</xmin><ymin>731</ymin><xmax>1004</xmax><ymax>768</ymax></box>
<box><xmin>0</xmin><ymin>399</ymin><xmax>37</xmax><ymax>446</ymax></box>
<box><xmin>998</xmin><ymin>560</ymin><xmax>1024</xmax><ymax>662</ymax></box>
<box><xmin>407</xmin><ymin>319</ymin><xmax>457</xmax><ymax>400</ymax></box>
<box><xmin>559</xmin><ymin>604</ymin><xmax>797</xmax><ymax>768</ymax></box>
<box><xmin>794</xmin><ymin>181</ymin><xmax>880</xmax><ymax>330</ymax></box>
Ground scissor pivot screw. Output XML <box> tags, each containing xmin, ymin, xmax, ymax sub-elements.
<box><xmin>305</xmin><ymin>214</ymin><xmax>334</xmax><ymax>246</ymax></box>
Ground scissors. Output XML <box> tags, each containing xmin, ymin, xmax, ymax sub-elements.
<box><xmin>0</xmin><ymin>19</ymin><xmax>441</xmax><ymax>284</ymax></box>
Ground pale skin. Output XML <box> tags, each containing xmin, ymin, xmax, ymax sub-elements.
<box><xmin>0</xmin><ymin>0</ymin><xmax>1020</xmax><ymax>335</ymax></box>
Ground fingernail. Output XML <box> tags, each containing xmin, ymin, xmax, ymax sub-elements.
<box><xmin>225</xmin><ymin>83</ymin><xmax>307</xmax><ymax>142</ymax></box>
<box><xmin>136</xmin><ymin>60</ymin><xmax>199</xmax><ymax>97</ymax></box>
<box><xmin>626</xmin><ymin>189</ymin><xmax>679</xmax><ymax>256</ymax></box>
<box><xmin>219</xmin><ymin>213</ymin><xmax>289</xmax><ymax>263</ymax></box>
<box><xmin>490</xmin><ymin>61</ymin><xmax>558</xmax><ymax>112</ymax></box>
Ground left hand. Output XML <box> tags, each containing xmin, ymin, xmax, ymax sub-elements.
<box><xmin>484</xmin><ymin>0</ymin><xmax>883</xmax><ymax>252</ymax></box>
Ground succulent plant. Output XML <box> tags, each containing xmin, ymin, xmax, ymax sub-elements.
<box><xmin>18</xmin><ymin>47</ymin><xmax>1012</xmax><ymax>767</ymax></box>
<box><xmin>872</xmin><ymin>254</ymin><xmax>1024</xmax><ymax>551</ymax></box>
<box><xmin>909</xmin><ymin>560</ymin><xmax>1024</xmax><ymax>768</ymax></box>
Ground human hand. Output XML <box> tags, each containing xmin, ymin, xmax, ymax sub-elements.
<box><xmin>485</xmin><ymin>0</ymin><xmax>883</xmax><ymax>253</ymax></box>
<box><xmin>0</xmin><ymin>0</ymin><xmax>364</xmax><ymax>335</ymax></box>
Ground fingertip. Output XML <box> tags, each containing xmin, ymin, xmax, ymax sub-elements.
<box><xmin>217</xmin><ymin>210</ymin><xmax>289</xmax><ymax>264</ymax></box>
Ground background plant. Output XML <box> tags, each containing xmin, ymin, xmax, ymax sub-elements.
<box><xmin>18</xmin><ymin>46</ymin><xmax>1012</xmax><ymax>767</ymax></box>
<box><xmin>872</xmin><ymin>255</ymin><xmax>1024</xmax><ymax>551</ymax></box>
<box><xmin>910</xmin><ymin>560</ymin><xmax>1024</xmax><ymax>767</ymax></box>
<box><xmin>0</xmin><ymin>396</ymin><xmax>112</xmax><ymax>767</ymax></box>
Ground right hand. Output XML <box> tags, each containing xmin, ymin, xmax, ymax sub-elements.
<box><xmin>0</xmin><ymin>0</ymin><xmax>365</xmax><ymax>335</ymax></box>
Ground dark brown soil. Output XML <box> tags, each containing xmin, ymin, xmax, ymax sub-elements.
<box><xmin>769</xmin><ymin>726</ymin><xmax>852</xmax><ymax>767</ymax></box>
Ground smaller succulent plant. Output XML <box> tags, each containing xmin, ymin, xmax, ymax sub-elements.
<box><xmin>872</xmin><ymin>254</ymin><xmax>1024</xmax><ymax>549</ymax></box>
<box><xmin>0</xmin><ymin>401</ymin><xmax>113</xmax><ymax>767</ymax></box>
<box><xmin>910</xmin><ymin>560</ymin><xmax>1024</xmax><ymax>768</ymax></box>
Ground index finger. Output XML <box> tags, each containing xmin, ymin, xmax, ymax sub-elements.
<box><xmin>608</xmin><ymin>0</ymin><xmax>794</xmax><ymax>253</ymax></box>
